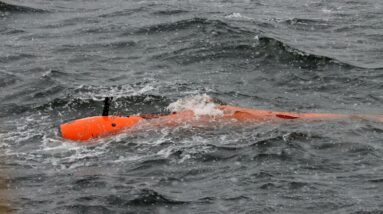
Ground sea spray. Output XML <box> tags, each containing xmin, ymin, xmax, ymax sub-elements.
<box><xmin>167</xmin><ymin>94</ymin><xmax>223</xmax><ymax>117</ymax></box>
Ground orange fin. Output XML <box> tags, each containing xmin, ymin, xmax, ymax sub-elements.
<box><xmin>275</xmin><ymin>114</ymin><xmax>299</xmax><ymax>119</ymax></box>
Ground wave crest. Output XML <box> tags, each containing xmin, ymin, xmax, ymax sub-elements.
<box><xmin>140</xmin><ymin>17</ymin><xmax>352</xmax><ymax>69</ymax></box>
<box><xmin>0</xmin><ymin>1</ymin><xmax>45</xmax><ymax>13</ymax></box>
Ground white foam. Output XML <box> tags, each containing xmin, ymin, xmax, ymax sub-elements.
<box><xmin>166</xmin><ymin>94</ymin><xmax>223</xmax><ymax>117</ymax></box>
<box><xmin>321</xmin><ymin>8</ymin><xmax>333</xmax><ymax>13</ymax></box>
<box><xmin>157</xmin><ymin>147</ymin><xmax>174</xmax><ymax>158</ymax></box>
<box><xmin>112</xmin><ymin>155</ymin><xmax>141</xmax><ymax>163</ymax></box>
<box><xmin>74</xmin><ymin>83</ymin><xmax>156</xmax><ymax>100</ymax></box>
<box><xmin>225</xmin><ymin>12</ymin><xmax>253</xmax><ymax>20</ymax></box>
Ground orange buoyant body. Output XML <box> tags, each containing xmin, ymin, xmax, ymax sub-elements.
<box><xmin>60</xmin><ymin>116</ymin><xmax>143</xmax><ymax>141</ymax></box>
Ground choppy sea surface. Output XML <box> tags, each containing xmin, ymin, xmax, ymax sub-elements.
<box><xmin>1</xmin><ymin>0</ymin><xmax>383</xmax><ymax>213</ymax></box>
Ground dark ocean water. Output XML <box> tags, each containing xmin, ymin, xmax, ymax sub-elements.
<box><xmin>1</xmin><ymin>0</ymin><xmax>383</xmax><ymax>213</ymax></box>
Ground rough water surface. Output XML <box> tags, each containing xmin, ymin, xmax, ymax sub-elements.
<box><xmin>0</xmin><ymin>0</ymin><xmax>383</xmax><ymax>213</ymax></box>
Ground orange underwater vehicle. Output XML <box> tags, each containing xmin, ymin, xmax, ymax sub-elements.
<box><xmin>60</xmin><ymin>97</ymin><xmax>383</xmax><ymax>142</ymax></box>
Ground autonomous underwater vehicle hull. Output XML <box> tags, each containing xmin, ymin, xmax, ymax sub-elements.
<box><xmin>60</xmin><ymin>98</ymin><xmax>383</xmax><ymax>142</ymax></box>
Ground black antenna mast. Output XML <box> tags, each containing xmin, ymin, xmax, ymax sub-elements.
<box><xmin>102</xmin><ymin>97</ymin><xmax>113</xmax><ymax>116</ymax></box>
